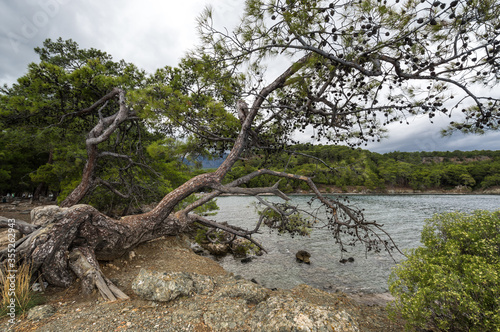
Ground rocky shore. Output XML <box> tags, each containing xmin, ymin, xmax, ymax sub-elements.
<box><xmin>306</xmin><ymin>184</ymin><xmax>500</xmax><ymax>195</ymax></box>
<box><xmin>0</xmin><ymin>202</ymin><xmax>405</xmax><ymax>332</ymax></box>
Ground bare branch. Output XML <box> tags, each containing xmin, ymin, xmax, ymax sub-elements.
<box><xmin>208</xmin><ymin>182</ymin><xmax>290</xmax><ymax>201</ymax></box>
<box><xmin>99</xmin><ymin>151</ymin><xmax>161</xmax><ymax>176</ymax></box>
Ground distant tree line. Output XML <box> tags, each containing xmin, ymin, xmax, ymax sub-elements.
<box><xmin>223</xmin><ymin>145</ymin><xmax>500</xmax><ymax>192</ymax></box>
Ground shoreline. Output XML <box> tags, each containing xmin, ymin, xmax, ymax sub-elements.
<box><xmin>220</xmin><ymin>190</ymin><xmax>500</xmax><ymax>196</ymax></box>
<box><xmin>1</xmin><ymin>233</ymin><xmax>406</xmax><ymax>331</ymax></box>
<box><xmin>295</xmin><ymin>185</ymin><xmax>500</xmax><ymax>195</ymax></box>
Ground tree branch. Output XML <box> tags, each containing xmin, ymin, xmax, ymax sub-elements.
<box><xmin>95</xmin><ymin>178</ymin><xmax>130</xmax><ymax>199</ymax></box>
<box><xmin>58</xmin><ymin>88</ymin><xmax>121</xmax><ymax>125</ymax></box>
<box><xmin>208</xmin><ymin>182</ymin><xmax>290</xmax><ymax>201</ymax></box>
<box><xmin>60</xmin><ymin>88</ymin><xmax>134</xmax><ymax>207</ymax></box>
<box><xmin>213</xmin><ymin>53</ymin><xmax>313</xmax><ymax>181</ymax></box>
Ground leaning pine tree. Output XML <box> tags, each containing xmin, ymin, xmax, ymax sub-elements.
<box><xmin>1</xmin><ymin>0</ymin><xmax>499</xmax><ymax>300</ymax></box>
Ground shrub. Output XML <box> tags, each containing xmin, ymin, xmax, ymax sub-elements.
<box><xmin>388</xmin><ymin>210</ymin><xmax>500</xmax><ymax>331</ymax></box>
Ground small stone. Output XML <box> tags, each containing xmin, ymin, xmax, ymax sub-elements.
<box><xmin>190</xmin><ymin>243</ymin><xmax>204</xmax><ymax>254</ymax></box>
<box><xmin>240</xmin><ymin>257</ymin><xmax>253</xmax><ymax>263</ymax></box>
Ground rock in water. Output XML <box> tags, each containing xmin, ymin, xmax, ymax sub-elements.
<box><xmin>296</xmin><ymin>250</ymin><xmax>311</xmax><ymax>264</ymax></box>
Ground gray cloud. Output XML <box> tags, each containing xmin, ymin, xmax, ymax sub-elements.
<box><xmin>1</xmin><ymin>0</ymin><xmax>91</xmax><ymax>84</ymax></box>
<box><xmin>365</xmin><ymin>115</ymin><xmax>500</xmax><ymax>153</ymax></box>
<box><xmin>0</xmin><ymin>0</ymin><xmax>234</xmax><ymax>85</ymax></box>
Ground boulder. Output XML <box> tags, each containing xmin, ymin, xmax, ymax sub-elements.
<box><xmin>132</xmin><ymin>269</ymin><xmax>217</xmax><ymax>301</ymax></box>
<box><xmin>129</xmin><ymin>269</ymin><xmax>359</xmax><ymax>331</ymax></box>
<box><xmin>189</xmin><ymin>272</ymin><xmax>216</xmax><ymax>295</ymax></box>
<box><xmin>296</xmin><ymin>250</ymin><xmax>311</xmax><ymax>264</ymax></box>
<box><xmin>230</xmin><ymin>238</ymin><xmax>261</xmax><ymax>257</ymax></box>
<box><xmin>132</xmin><ymin>269</ymin><xmax>195</xmax><ymax>302</ymax></box>
<box><xmin>202</xmin><ymin>298</ymin><xmax>251</xmax><ymax>331</ymax></box>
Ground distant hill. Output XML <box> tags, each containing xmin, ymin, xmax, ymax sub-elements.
<box><xmin>188</xmin><ymin>154</ymin><xmax>227</xmax><ymax>169</ymax></box>
<box><xmin>221</xmin><ymin>145</ymin><xmax>500</xmax><ymax>192</ymax></box>
<box><xmin>200</xmin><ymin>157</ymin><xmax>226</xmax><ymax>169</ymax></box>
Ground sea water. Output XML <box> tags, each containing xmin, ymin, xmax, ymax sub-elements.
<box><xmin>211</xmin><ymin>194</ymin><xmax>499</xmax><ymax>293</ymax></box>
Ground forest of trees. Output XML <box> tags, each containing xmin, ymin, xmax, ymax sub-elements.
<box><xmin>3</xmin><ymin>135</ymin><xmax>499</xmax><ymax>204</ymax></box>
<box><xmin>223</xmin><ymin>145</ymin><xmax>500</xmax><ymax>192</ymax></box>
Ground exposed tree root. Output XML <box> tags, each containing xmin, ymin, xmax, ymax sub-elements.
<box><xmin>69</xmin><ymin>246</ymin><xmax>129</xmax><ymax>301</ymax></box>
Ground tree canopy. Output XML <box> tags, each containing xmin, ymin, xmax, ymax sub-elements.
<box><xmin>196</xmin><ymin>0</ymin><xmax>499</xmax><ymax>148</ymax></box>
<box><xmin>0</xmin><ymin>38</ymin><xmax>238</xmax><ymax>212</ymax></box>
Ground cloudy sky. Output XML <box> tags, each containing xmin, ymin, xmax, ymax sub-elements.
<box><xmin>1</xmin><ymin>0</ymin><xmax>498</xmax><ymax>153</ymax></box>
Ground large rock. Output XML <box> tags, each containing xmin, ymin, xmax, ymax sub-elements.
<box><xmin>202</xmin><ymin>298</ymin><xmax>251</xmax><ymax>331</ymax></box>
<box><xmin>131</xmin><ymin>269</ymin><xmax>359</xmax><ymax>331</ymax></box>
<box><xmin>202</xmin><ymin>243</ymin><xmax>230</xmax><ymax>256</ymax></box>
<box><xmin>214</xmin><ymin>278</ymin><xmax>269</xmax><ymax>304</ymax></box>
<box><xmin>230</xmin><ymin>238</ymin><xmax>261</xmax><ymax>257</ymax></box>
<box><xmin>132</xmin><ymin>269</ymin><xmax>195</xmax><ymax>302</ymax></box>
<box><xmin>189</xmin><ymin>272</ymin><xmax>216</xmax><ymax>295</ymax></box>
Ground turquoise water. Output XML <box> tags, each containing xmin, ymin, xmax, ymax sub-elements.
<box><xmin>211</xmin><ymin>194</ymin><xmax>499</xmax><ymax>293</ymax></box>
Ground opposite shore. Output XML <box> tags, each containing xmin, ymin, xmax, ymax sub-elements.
<box><xmin>220</xmin><ymin>185</ymin><xmax>500</xmax><ymax>196</ymax></box>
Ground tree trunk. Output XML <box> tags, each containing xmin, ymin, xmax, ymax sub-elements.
<box><xmin>32</xmin><ymin>182</ymin><xmax>47</xmax><ymax>201</ymax></box>
<box><xmin>2</xmin><ymin>203</ymin><xmax>190</xmax><ymax>300</ymax></box>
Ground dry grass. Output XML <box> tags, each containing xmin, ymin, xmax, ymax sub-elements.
<box><xmin>0</xmin><ymin>262</ymin><xmax>44</xmax><ymax>317</ymax></box>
